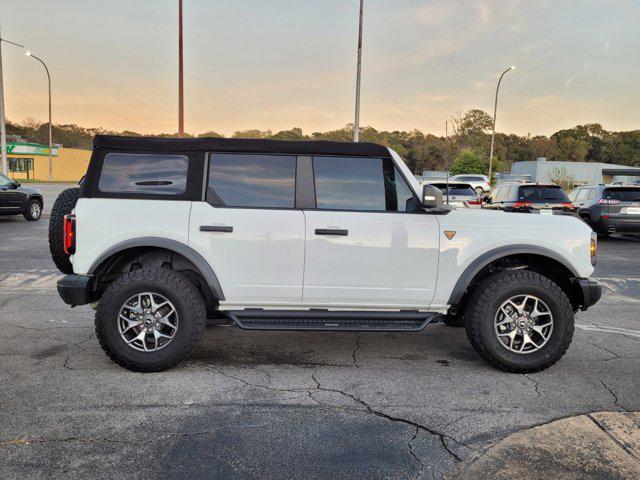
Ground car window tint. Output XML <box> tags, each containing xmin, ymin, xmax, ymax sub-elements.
<box><xmin>0</xmin><ymin>173</ymin><xmax>14</xmax><ymax>187</ymax></box>
<box><xmin>99</xmin><ymin>153</ymin><xmax>188</xmax><ymax>194</ymax></box>
<box><xmin>603</xmin><ymin>188</ymin><xmax>640</xmax><ymax>202</ymax></box>
<box><xmin>388</xmin><ymin>167</ymin><xmax>415</xmax><ymax>212</ymax></box>
<box><xmin>588</xmin><ymin>189</ymin><xmax>598</xmax><ymax>200</ymax></box>
<box><xmin>313</xmin><ymin>156</ymin><xmax>388</xmax><ymax>211</ymax></box>
<box><xmin>208</xmin><ymin>153</ymin><xmax>296</xmax><ymax>208</ymax></box>
<box><xmin>519</xmin><ymin>186</ymin><xmax>570</xmax><ymax>202</ymax></box>
<box><xmin>568</xmin><ymin>189</ymin><xmax>579</xmax><ymax>201</ymax></box>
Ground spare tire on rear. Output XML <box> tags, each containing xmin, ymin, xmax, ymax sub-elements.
<box><xmin>49</xmin><ymin>187</ymin><xmax>80</xmax><ymax>274</ymax></box>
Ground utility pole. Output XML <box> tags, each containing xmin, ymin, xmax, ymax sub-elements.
<box><xmin>178</xmin><ymin>0</ymin><xmax>185</xmax><ymax>137</ymax></box>
<box><xmin>488</xmin><ymin>65</ymin><xmax>515</xmax><ymax>184</ymax></box>
<box><xmin>0</xmin><ymin>29</ymin><xmax>7</xmax><ymax>175</ymax></box>
<box><xmin>353</xmin><ymin>0</ymin><xmax>363</xmax><ymax>142</ymax></box>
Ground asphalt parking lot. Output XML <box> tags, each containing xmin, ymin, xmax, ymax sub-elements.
<box><xmin>1</xmin><ymin>206</ymin><xmax>639</xmax><ymax>479</ymax></box>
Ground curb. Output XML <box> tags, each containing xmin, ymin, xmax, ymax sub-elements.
<box><xmin>454</xmin><ymin>411</ymin><xmax>640</xmax><ymax>479</ymax></box>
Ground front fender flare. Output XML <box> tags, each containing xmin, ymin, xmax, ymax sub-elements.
<box><xmin>447</xmin><ymin>244</ymin><xmax>579</xmax><ymax>305</ymax></box>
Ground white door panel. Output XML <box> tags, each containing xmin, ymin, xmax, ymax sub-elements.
<box><xmin>303</xmin><ymin>211</ymin><xmax>439</xmax><ymax>307</ymax></box>
<box><xmin>189</xmin><ymin>202</ymin><xmax>305</xmax><ymax>303</ymax></box>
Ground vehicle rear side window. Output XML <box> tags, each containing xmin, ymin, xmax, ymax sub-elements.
<box><xmin>431</xmin><ymin>184</ymin><xmax>475</xmax><ymax>196</ymax></box>
<box><xmin>208</xmin><ymin>153</ymin><xmax>296</xmax><ymax>208</ymax></box>
<box><xmin>99</xmin><ymin>153</ymin><xmax>189</xmax><ymax>195</ymax></box>
<box><xmin>603</xmin><ymin>188</ymin><xmax>640</xmax><ymax>202</ymax></box>
<box><xmin>518</xmin><ymin>186</ymin><xmax>570</xmax><ymax>202</ymax></box>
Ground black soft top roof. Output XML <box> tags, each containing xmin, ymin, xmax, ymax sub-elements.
<box><xmin>93</xmin><ymin>135</ymin><xmax>391</xmax><ymax>157</ymax></box>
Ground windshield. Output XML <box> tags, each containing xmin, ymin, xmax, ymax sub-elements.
<box><xmin>0</xmin><ymin>174</ymin><xmax>14</xmax><ymax>187</ymax></box>
<box><xmin>603</xmin><ymin>188</ymin><xmax>640</xmax><ymax>202</ymax></box>
<box><xmin>430</xmin><ymin>184</ymin><xmax>475</xmax><ymax>196</ymax></box>
<box><xmin>519</xmin><ymin>186</ymin><xmax>569</xmax><ymax>202</ymax></box>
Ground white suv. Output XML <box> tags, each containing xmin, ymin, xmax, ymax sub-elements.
<box><xmin>449</xmin><ymin>174</ymin><xmax>491</xmax><ymax>196</ymax></box>
<box><xmin>54</xmin><ymin>136</ymin><xmax>601</xmax><ymax>373</ymax></box>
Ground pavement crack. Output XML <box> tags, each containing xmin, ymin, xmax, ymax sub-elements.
<box><xmin>524</xmin><ymin>374</ymin><xmax>541</xmax><ymax>398</ymax></box>
<box><xmin>408</xmin><ymin>426</ymin><xmax>425</xmax><ymax>480</ymax></box>
<box><xmin>310</xmin><ymin>374</ymin><xmax>468</xmax><ymax>462</ymax></box>
<box><xmin>598</xmin><ymin>379</ymin><xmax>628</xmax><ymax>412</ymax></box>
<box><xmin>352</xmin><ymin>333</ymin><xmax>361</xmax><ymax>368</ymax></box>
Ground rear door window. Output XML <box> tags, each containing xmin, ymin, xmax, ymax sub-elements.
<box><xmin>208</xmin><ymin>153</ymin><xmax>296</xmax><ymax>208</ymax></box>
<box><xmin>99</xmin><ymin>153</ymin><xmax>189</xmax><ymax>195</ymax></box>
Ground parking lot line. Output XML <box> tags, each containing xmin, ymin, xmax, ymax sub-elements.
<box><xmin>576</xmin><ymin>323</ymin><xmax>640</xmax><ymax>338</ymax></box>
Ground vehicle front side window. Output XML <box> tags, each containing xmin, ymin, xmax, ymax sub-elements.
<box><xmin>208</xmin><ymin>153</ymin><xmax>296</xmax><ymax>208</ymax></box>
<box><xmin>313</xmin><ymin>156</ymin><xmax>412</xmax><ymax>212</ymax></box>
<box><xmin>99</xmin><ymin>153</ymin><xmax>189</xmax><ymax>195</ymax></box>
<box><xmin>568</xmin><ymin>189</ymin><xmax>580</xmax><ymax>201</ymax></box>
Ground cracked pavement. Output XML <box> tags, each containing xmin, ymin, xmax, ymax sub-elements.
<box><xmin>1</xmin><ymin>216</ymin><xmax>639</xmax><ymax>479</ymax></box>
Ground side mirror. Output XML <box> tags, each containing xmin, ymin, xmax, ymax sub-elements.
<box><xmin>14</xmin><ymin>181</ymin><xmax>20</xmax><ymax>188</ymax></box>
<box><xmin>483</xmin><ymin>195</ymin><xmax>492</xmax><ymax>204</ymax></box>
<box><xmin>422</xmin><ymin>184</ymin><xmax>443</xmax><ymax>209</ymax></box>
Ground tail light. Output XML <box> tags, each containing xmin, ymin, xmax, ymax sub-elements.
<box><xmin>63</xmin><ymin>214</ymin><xmax>76</xmax><ymax>255</ymax></box>
<box><xmin>467</xmin><ymin>197</ymin><xmax>482</xmax><ymax>205</ymax></box>
<box><xmin>598</xmin><ymin>198</ymin><xmax>620</xmax><ymax>205</ymax></box>
<box><xmin>513</xmin><ymin>201</ymin><xmax>532</xmax><ymax>209</ymax></box>
<box><xmin>561</xmin><ymin>202</ymin><xmax>574</xmax><ymax>208</ymax></box>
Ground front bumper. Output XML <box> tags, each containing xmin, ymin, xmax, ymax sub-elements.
<box><xmin>57</xmin><ymin>274</ymin><xmax>94</xmax><ymax>307</ymax></box>
<box><xmin>574</xmin><ymin>278</ymin><xmax>602</xmax><ymax>311</ymax></box>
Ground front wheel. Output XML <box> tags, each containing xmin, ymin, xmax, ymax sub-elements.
<box><xmin>464</xmin><ymin>270</ymin><xmax>574</xmax><ymax>373</ymax></box>
<box><xmin>23</xmin><ymin>198</ymin><xmax>42</xmax><ymax>221</ymax></box>
<box><xmin>95</xmin><ymin>268</ymin><xmax>206</xmax><ymax>372</ymax></box>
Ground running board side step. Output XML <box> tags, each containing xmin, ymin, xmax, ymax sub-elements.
<box><xmin>226</xmin><ymin>310</ymin><xmax>441</xmax><ymax>332</ymax></box>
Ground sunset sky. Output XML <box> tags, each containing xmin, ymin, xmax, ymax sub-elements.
<box><xmin>1</xmin><ymin>0</ymin><xmax>639</xmax><ymax>137</ymax></box>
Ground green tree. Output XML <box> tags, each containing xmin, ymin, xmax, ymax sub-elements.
<box><xmin>450</xmin><ymin>149</ymin><xmax>494</xmax><ymax>176</ymax></box>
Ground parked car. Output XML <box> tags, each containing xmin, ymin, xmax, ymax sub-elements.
<box><xmin>0</xmin><ymin>173</ymin><xmax>43</xmax><ymax>221</ymax></box>
<box><xmin>55</xmin><ymin>136</ymin><xmax>600</xmax><ymax>373</ymax></box>
<box><xmin>449</xmin><ymin>174</ymin><xmax>491</xmax><ymax>195</ymax></box>
<box><xmin>569</xmin><ymin>184</ymin><xmax>640</xmax><ymax>236</ymax></box>
<box><xmin>421</xmin><ymin>180</ymin><xmax>481</xmax><ymax>208</ymax></box>
<box><xmin>483</xmin><ymin>182</ymin><xmax>576</xmax><ymax>216</ymax></box>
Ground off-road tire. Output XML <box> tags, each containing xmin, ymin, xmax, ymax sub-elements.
<box><xmin>464</xmin><ymin>270</ymin><xmax>574</xmax><ymax>373</ymax></box>
<box><xmin>95</xmin><ymin>268</ymin><xmax>207</xmax><ymax>372</ymax></box>
<box><xmin>442</xmin><ymin>314</ymin><xmax>465</xmax><ymax>327</ymax></box>
<box><xmin>48</xmin><ymin>187</ymin><xmax>80</xmax><ymax>273</ymax></box>
<box><xmin>23</xmin><ymin>198</ymin><xmax>42</xmax><ymax>221</ymax></box>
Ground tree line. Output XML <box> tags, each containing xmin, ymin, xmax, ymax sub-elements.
<box><xmin>6</xmin><ymin>109</ymin><xmax>640</xmax><ymax>176</ymax></box>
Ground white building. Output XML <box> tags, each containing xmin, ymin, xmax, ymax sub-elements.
<box><xmin>511</xmin><ymin>158</ymin><xmax>640</xmax><ymax>185</ymax></box>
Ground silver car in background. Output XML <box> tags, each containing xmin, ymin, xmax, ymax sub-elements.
<box><xmin>420</xmin><ymin>180</ymin><xmax>482</xmax><ymax>208</ymax></box>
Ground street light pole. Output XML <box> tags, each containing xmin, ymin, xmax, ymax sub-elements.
<box><xmin>353</xmin><ymin>0</ymin><xmax>364</xmax><ymax>142</ymax></box>
<box><xmin>488</xmin><ymin>65</ymin><xmax>515</xmax><ymax>185</ymax></box>
<box><xmin>26</xmin><ymin>51</ymin><xmax>53</xmax><ymax>181</ymax></box>
<box><xmin>178</xmin><ymin>0</ymin><xmax>185</xmax><ymax>138</ymax></box>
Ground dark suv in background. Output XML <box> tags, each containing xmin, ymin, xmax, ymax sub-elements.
<box><xmin>569</xmin><ymin>184</ymin><xmax>640</xmax><ymax>236</ymax></box>
<box><xmin>0</xmin><ymin>173</ymin><xmax>43</xmax><ymax>221</ymax></box>
<box><xmin>484</xmin><ymin>182</ymin><xmax>576</xmax><ymax>215</ymax></box>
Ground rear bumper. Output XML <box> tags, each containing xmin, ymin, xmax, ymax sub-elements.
<box><xmin>57</xmin><ymin>274</ymin><xmax>94</xmax><ymax>307</ymax></box>
<box><xmin>593</xmin><ymin>216</ymin><xmax>640</xmax><ymax>234</ymax></box>
<box><xmin>574</xmin><ymin>278</ymin><xmax>602</xmax><ymax>311</ymax></box>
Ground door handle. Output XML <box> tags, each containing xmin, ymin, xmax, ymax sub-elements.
<box><xmin>200</xmin><ymin>225</ymin><xmax>233</xmax><ymax>233</ymax></box>
<box><xmin>315</xmin><ymin>228</ymin><xmax>348</xmax><ymax>236</ymax></box>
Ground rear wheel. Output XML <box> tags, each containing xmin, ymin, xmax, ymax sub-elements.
<box><xmin>95</xmin><ymin>268</ymin><xmax>206</xmax><ymax>372</ymax></box>
<box><xmin>48</xmin><ymin>187</ymin><xmax>80</xmax><ymax>273</ymax></box>
<box><xmin>23</xmin><ymin>198</ymin><xmax>42</xmax><ymax>221</ymax></box>
<box><xmin>464</xmin><ymin>270</ymin><xmax>574</xmax><ymax>373</ymax></box>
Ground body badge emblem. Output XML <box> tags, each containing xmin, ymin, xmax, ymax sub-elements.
<box><xmin>444</xmin><ymin>230</ymin><xmax>456</xmax><ymax>240</ymax></box>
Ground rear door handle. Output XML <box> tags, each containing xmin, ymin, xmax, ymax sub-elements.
<box><xmin>315</xmin><ymin>228</ymin><xmax>348</xmax><ymax>236</ymax></box>
<box><xmin>200</xmin><ymin>225</ymin><xmax>233</xmax><ymax>233</ymax></box>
